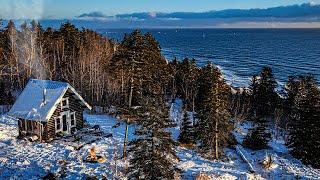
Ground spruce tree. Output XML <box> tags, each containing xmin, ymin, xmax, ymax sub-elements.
<box><xmin>256</xmin><ymin>67</ymin><xmax>278</xmax><ymax>118</ymax></box>
<box><xmin>126</xmin><ymin>30</ymin><xmax>176</xmax><ymax>179</ymax></box>
<box><xmin>0</xmin><ymin>81</ymin><xmax>6</xmax><ymax>104</ymax></box>
<box><xmin>178</xmin><ymin>111</ymin><xmax>194</xmax><ymax>145</ymax></box>
<box><xmin>195</xmin><ymin>63</ymin><xmax>233</xmax><ymax>159</ymax></box>
<box><xmin>109</xmin><ymin>30</ymin><xmax>168</xmax><ymax>108</ymax></box>
<box><xmin>242</xmin><ymin>120</ymin><xmax>271</xmax><ymax>150</ymax></box>
<box><xmin>287</xmin><ymin>75</ymin><xmax>320</xmax><ymax>168</ymax></box>
<box><xmin>128</xmin><ymin>86</ymin><xmax>176</xmax><ymax>179</ymax></box>
<box><xmin>244</xmin><ymin>67</ymin><xmax>277</xmax><ymax>150</ymax></box>
<box><xmin>175</xmin><ymin>58</ymin><xmax>199</xmax><ymax>111</ymax></box>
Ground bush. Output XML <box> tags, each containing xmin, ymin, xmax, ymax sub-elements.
<box><xmin>243</xmin><ymin>126</ymin><xmax>270</xmax><ymax>150</ymax></box>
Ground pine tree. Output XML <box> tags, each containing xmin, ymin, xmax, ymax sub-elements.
<box><xmin>256</xmin><ymin>67</ymin><xmax>278</xmax><ymax>118</ymax></box>
<box><xmin>178</xmin><ymin>111</ymin><xmax>194</xmax><ymax>145</ymax></box>
<box><xmin>250</xmin><ymin>67</ymin><xmax>278</xmax><ymax>119</ymax></box>
<box><xmin>0</xmin><ymin>81</ymin><xmax>6</xmax><ymax>104</ymax></box>
<box><xmin>125</xmin><ymin>30</ymin><xmax>177</xmax><ymax>179</ymax></box>
<box><xmin>287</xmin><ymin>75</ymin><xmax>320</xmax><ymax>168</ymax></box>
<box><xmin>195</xmin><ymin>63</ymin><xmax>233</xmax><ymax>159</ymax></box>
<box><xmin>175</xmin><ymin>58</ymin><xmax>199</xmax><ymax>111</ymax></box>
<box><xmin>242</xmin><ymin>120</ymin><xmax>271</xmax><ymax>150</ymax></box>
<box><xmin>109</xmin><ymin>30</ymin><xmax>168</xmax><ymax>108</ymax></box>
<box><xmin>244</xmin><ymin>67</ymin><xmax>277</xmax><ymax>150</ymax></box>
<box><xmin>128</xmin><ymin>84</ymin><xmax>176</xmax><ymax>179</ymax></box>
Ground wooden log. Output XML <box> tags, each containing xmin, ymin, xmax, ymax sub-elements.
<box><xmin>235</xmin><ymin>145</ymin><xmax>256</xmax><ymax>173</ymax></box>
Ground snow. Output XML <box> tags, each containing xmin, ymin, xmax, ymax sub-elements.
<box><xmin>169</xmin><ymin>99</ymin><xmax>320</xmax><ymax>179</ymax></box>
<box><xmin>232</xmin><ymin>121</ymin><xmax>320</xmax><ymax>179</ymax></box>
<box><xmin>0</xmin><ymin>114</ymin><xmax>127</xmax><ymax>179</ymax></box>
<box><xmin>169</xmin><ymin>98</ymin><xmax>183</xmax><ymax>140</ymax></box>
<box><xmin>1</xmin><ymin>99</ymin><xmax>320</xmax><ymax>179</ymax></box>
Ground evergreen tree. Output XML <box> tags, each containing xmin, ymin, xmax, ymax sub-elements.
<box><xmin>124</xmin><ymin>30</ymin><xmax>177</xmax><ymax>179</ymax></box>
<box><xmin>242</xmin><ymin>120</ymin><xmax>271</xmax><ymax>150</ymax></box>
<box><xmin>168</xmin><ymin>57</ymin><xmax>179</xmax><ymax>100</ymax></box>
<box><xmin>128</xmin><ymin>78</ymin><xmax>176</xmax><ymax>179</ymax></box>
<box><xmin>250</xmin><ymin>67</ymin><xmax>278</xmax><ymax>119</ymax></box>
<box><xmin>195</xmin><ymin>63</ymin><xmax>233</xmax><ymax>159</ymax></box>
<box><xmin>109</xmin><ymin>30</ymin><xmax>168</xmax><ymax>108</ymax></box>
<box><xmin>175</xmin><ymin>58</ymin><xmax>199</xmax><ymax>111</ymax></box>
<box><xmin>178</xmin><ymin>111</ymin><xmax>194</xmax><ymax>145</ymax></box>
<box><xmin>0</xmin><ymin>81</ymin><xmax>6</xmax><ymax>104</ymax></box>
<box><xmin>256</xmin><ymin>67</ymin><xmax>278</xmax><ymax>118</ymax></box>
<box><xmin>287</xmin><ymin>75</ymin><xmax>320</xmax><ymax>168</ymax></box>
<box><xmin>244</xmin><ymin>67</ymin><xmax>277</xmax><ymax>150</ymax></box>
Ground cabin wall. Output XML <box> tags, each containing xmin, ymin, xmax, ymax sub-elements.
<box><xmin>18</xmin><ymin>118</ymin><xmax>44</xmax><ymax>140</ymax></box>
<box><xmin>45</xmin><ymin>91</ymin><xmax>86</xmax><ymax>141</ymax></box>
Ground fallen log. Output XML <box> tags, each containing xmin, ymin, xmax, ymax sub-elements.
<box><xmin>235</xmin><ymin>145</ymin><xmax>255</xmax><ymax>173</ymax></box>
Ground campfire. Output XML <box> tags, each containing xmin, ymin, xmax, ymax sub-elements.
<box><xmin>85</xmin><ymin>146</ymin><xmax>106</xmax><ymax>163</ymax></box>
<box><xmin>89</xmin><ymin>147</ymin><xmax>97</xmax><ymax>161</ymax></box>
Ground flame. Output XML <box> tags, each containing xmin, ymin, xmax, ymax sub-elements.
<box><xmin>89</xmin><ymin>147</ymin><xmax>97</xmax><ymax>161</ymax></box>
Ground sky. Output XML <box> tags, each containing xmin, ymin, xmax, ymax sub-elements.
<box><xmin>0</xmin><ymin>0</ymin><xmax>319</xmax><ymax>19</ymax></box>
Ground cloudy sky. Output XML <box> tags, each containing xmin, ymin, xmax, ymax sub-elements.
<box><xmin>0</xmin><ymin>0</ymin><xmax>319</xmax><ymax>19</ymax></box>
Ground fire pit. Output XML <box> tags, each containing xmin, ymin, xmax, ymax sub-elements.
<box><xmin>85</xmin><ymin>147</ymin><xmax>106</xmax><ymax>163</ymax></box>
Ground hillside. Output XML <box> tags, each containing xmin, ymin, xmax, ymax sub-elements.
<box><xmin>1</xmin><ymin>100</ymin><xmax>319</xmax><ymax>179</ymax></box>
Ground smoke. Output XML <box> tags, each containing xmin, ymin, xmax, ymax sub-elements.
<box><xmin>0</xmin><ymin>0</ymin><xmax>44</xmax><ymax>20</ymax></box>
<box><xmin>17</xmin><ymin>23</ymin><xmax>47</xmax><ymax>80</ymax></box>
<box><xmin>4</xmin><ymin>0</ymin><xmax>47</xmax><ymax>80</ymax></box>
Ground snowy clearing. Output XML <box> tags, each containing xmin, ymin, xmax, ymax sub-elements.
<box><xmin>0</xmin><ymin>114</ymin><xmax>127</xmax><ymax>179</ymax></box>
<box><xmin>0</xmin><ymin>100</ymin><xmax>320</xmax><ymax>179</ymax></box>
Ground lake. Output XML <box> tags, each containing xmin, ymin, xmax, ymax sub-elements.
<box><xmin>98</xmin><ymin>28</ymin><xmax>320</xmax><ymax>87</ymax></box>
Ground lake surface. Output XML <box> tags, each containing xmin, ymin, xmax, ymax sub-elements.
<box><xmin>98</xmin><ymin>28</ymin><xmax>320</xmax><ymax>87</ymax></box>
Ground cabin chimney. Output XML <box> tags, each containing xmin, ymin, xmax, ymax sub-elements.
<box><xmin>42</xmin><ymin>88</ymin><xmax>47</xmax><ymax>105</ymax></box>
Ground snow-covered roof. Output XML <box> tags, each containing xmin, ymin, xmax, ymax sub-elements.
<box><xmin>8</xmin><ymin>79</ymin><xmax>92</xmax><ymax>122</ymax></box>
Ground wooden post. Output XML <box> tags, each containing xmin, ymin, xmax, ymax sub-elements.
<box><xmin>24</xmin><ymin>119</ymin><xmax>27</xmax><ymax>133</ymax></box>
<box><xmin>123</xmin><ymin>120</ymin><xmax>129</xmax><ymax>159</ymax></box>
<box><xmin>31</xmin><ymin>122</ymin><xmax>34</xmax><ymax>135</ymax></box>
<box><xmin>38</xmin><ymin>122</ymin><xmax>42</xmax><ymax>142</ymax></box>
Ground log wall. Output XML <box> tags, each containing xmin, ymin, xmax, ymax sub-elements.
<box><xmin>44</xmin><ymin>90</ymin><xmax>86</xmax><ymax>141</ymax></box>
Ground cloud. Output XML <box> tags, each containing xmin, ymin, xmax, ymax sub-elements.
<box><xmin>69</xmin><ymin>3</ymin><xmax>320</xmax><ymax>28</ymax></box>
<box><xmin>113</xmin><ymin>3</ymin><xmax>320</xmax><ymax>20</ymax></box>
<box><xmin>310</xmin><ymin>1</ymin><xmax>318</xmax><ymax>6</ymax></box>
<box><xmin>78</xmin><ymin>11</ymin><xmax>107</xmax><ymax>18</ymax></box>
<box><xmin>149</xmin><ymin>12</ymin><xmax>157</xmax><ymax>18</ymax></box>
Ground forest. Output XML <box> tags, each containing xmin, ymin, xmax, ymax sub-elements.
<box><xmin>0</xmin><ymin>20</ymin><xmax>320</xmax><ymax>179</ymax></box>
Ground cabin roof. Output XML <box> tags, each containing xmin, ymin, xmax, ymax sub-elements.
<box><xmin>8</xmin><ymin>79</ymin><xmax>92</xmax><ymax>122</ymax></box>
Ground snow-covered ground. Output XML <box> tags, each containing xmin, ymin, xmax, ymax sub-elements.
<box><xmin>232</xmin><ymin>121</ymin><xmax>320</xmax><ymax>179</ymax></box>
<box><xmin>1</xmin><ymin>99</ymin><xmax>320</xmax><ymax>179</ymax></box>
<box><xmin>0</xmin><ymin>114</ymin><xmax>128</xmax><ymax>179</ymax></box>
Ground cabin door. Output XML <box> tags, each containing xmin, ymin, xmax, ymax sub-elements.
<box><xmin>61</xmin><ymin>111</ymin><xmax>71</xmax><ymax>134</ymax></box>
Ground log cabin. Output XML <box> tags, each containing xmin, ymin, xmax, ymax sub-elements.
<box><xmin>8</xmin><ymin>79</ymin><xmax>92</xmax><ymax>141</ymax></box>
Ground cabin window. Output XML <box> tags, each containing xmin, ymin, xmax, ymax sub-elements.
<box><xmin>70</xmin><ymin>112</ymin><xmax>76</xmax><ymax>127</ymax></box>
<box><xmin>55</xmin><ymin>117</ymin><xmax>62</xmax><ymax>133</ymax></box>
<box><xmin>18</xmin><ymin>120</ymin><xmax>22</xmax><ymax>128</ymax></box>
<box><xmin>61</xmin><ymin>97</ymin><xmax>69</xmax><ymax>109</ymax></box>
<box><xmin>27</xmin><ymin>121</ymin><xmax>32</xmax><ymax>132</ymax></box>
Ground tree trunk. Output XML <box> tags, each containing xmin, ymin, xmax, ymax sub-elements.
<box><xmin>215</xmin><ymin>119</ymin><xmax>219</xmax><ymax>159</ymax></box>
<box><xmin>123</xmin><ymin>77</ymin><xmax>133</xmax><ymax>159</ymax></box>
<box><xmin>129</xmin><ymin>77</ymin><xmax>133</xmax><ymax>107</ymax></box>
<box><xmin>123</xmin><ymin>122</ymin><xmax>129</xmax><ymax>159</ymax></box>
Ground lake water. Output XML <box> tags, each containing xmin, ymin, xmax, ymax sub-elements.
<box><xmin>98</xmin><ymin>28</ymin><xmax>320</xmax><ymax>87</ymax></box>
